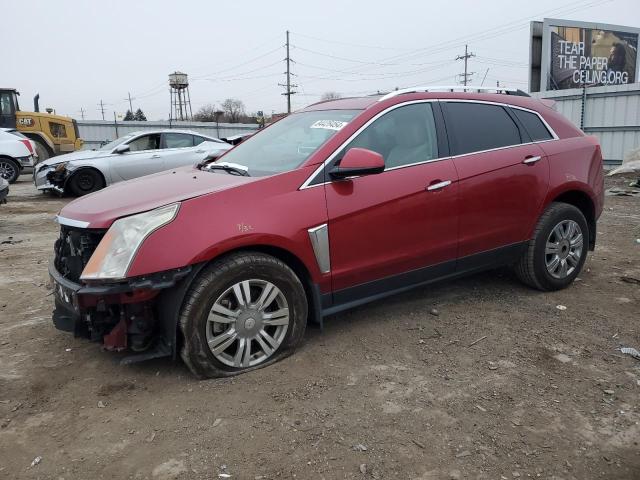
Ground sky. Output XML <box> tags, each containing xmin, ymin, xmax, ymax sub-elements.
<box><xmin>4</xmin><ymin>0</ymin><xmax>639</xmax><ymax>120</ymax></box>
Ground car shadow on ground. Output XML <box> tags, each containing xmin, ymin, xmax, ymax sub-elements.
<box><xmin>306</xmin><ymin>266</ymin><xmax>528</xmax><ymax>343</ymax></box>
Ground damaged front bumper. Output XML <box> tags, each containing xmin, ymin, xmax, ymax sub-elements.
<box><xmin>49</xmin><ymin>260</ymin><xmax>194</xmax><ymax>364</ymax></box>
<box><xmin>34</xmin><ymin>166</ymin><xmax>66</xmax><ymax>194</ymax></box>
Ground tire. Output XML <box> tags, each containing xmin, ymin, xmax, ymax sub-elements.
<box><xmin>33</xmin><ymin>141</ymin><xmax>51</xmax><ymax>163</ymax></box>
<box><xmin>515</xmin><ymin>202</ymin><xmax>589</xmax><ymax>291</ymax></box>
<box><xmin>68</xmin><ymin>169</ymin><xmax>105</xmax><ymax>196</ymax></box>
<box><xmin>179</xmin><ymin>252</ymin><xmax>308</xmax><ymax>379</ymax></box>
<box><xmin>0</xmin><ymin>157</ymin><xmax>20</xmax><ymax>184</ymax></box>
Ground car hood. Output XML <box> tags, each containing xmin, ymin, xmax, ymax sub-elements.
<box><xmin>39</xmin><ymin>149</ymin><xmax>110</xmax><ymax>167</ymax></box>
<box><xmin>59</xmin><ymin>166</ymin><xmax>258</xmax><ymax>229</ymax></box>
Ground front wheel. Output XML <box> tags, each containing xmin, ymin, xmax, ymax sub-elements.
<box><xmin>515</xmin><ymin>202</ymin><xmax>589</xmax><ymax>291</ymax></box>
<box><xmin>68</xmin><ymin>169</ymin><xmax>105</xmax><ymax>196</ymax></box>
<box><xmin>179</xmin><ymin>252</ymin><xmax>308</xmax><ymax>378</ymax></box>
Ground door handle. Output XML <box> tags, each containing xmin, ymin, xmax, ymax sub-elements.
<box><xmin>151</xmin><ymin>154</ymin><xmax>161</xmax><ymax>158</ymax></box>
<box><xmin>523</xmin><ymin>155</ymin><xmax>542</xmax><ymax>165</ymax></box>
<box><xmin>195</xmin><ymin>150</ymin><xmax>205</xmax><ymax>153</ymax></box>
<box><xmin>426</xmin><ymin>180</ymin><xmax>452</xmax><ymax>191</ymax></box>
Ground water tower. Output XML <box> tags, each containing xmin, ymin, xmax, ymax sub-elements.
<box><xmin>169</xmin><ymin>71</ymin><xmax>193</xmax><ymax>121</ymax></box>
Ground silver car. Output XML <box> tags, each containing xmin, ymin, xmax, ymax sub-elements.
<box><xmin>34</xmin><ymin>129</ymin><xmax>231</xmax><ymax>196</ymax></box>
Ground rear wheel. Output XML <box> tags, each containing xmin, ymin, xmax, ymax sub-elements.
<box><xmin>179</xmin><ymin>252</ymin><xmax>307</xmax><ymax>378</ymax></box>
<box><xmin>515</xmin><ymin>202</ymin><xmax>589</xmax><ymax>291</ymax></box>
<box><xmin>68</xmin><ymin>169</ymin><xmax>105</xmax><ymax>196</ymax></box>
<box><xmin>0</xmin><ymin>157</ymin><xmax>20</xmax><ymax>184</ymax></box>
<box><xmin>33</xmin><ymin>140</ymin><xmax>51</xmax><ymax>163</ymax></box>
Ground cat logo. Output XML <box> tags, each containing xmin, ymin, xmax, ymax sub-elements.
<box><xmin>18</xmin><ymin>117</ymin><xmax>35</xmax><ymax>127</ymax></box>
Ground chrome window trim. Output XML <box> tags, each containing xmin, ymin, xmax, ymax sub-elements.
<box><xmin>307</xmin><ymin>224</ymin><xmax>331</xmax><ymax>274</ymax></box>
<box><xmin>56</xmin><ymin>216</ymin><xmax>90</xmax><ymax>229</ymax></box>
<box><xmin>298</xmin><ymin>99</ymin><xmax>559</xmax><ymax>190</ymax></box>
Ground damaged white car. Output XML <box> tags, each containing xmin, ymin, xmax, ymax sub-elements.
<box><xmin>34</xmin><ymin>129</ymin><xmax>231</xmax><ymax>196</ymax></box>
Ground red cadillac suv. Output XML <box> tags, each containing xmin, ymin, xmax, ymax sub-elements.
<box><xmin>50</xmin><ymin>87</ymin><xmax>604</xmax><ymax>378</ymax></box>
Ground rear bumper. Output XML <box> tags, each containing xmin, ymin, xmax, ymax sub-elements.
<box><xmin>17</xmin><ymin>155</ymin><xmax>35</xmax><ymax>168</ymax></box>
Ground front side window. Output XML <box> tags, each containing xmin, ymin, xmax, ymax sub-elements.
<box><xmin>164</xmin><ymin>133</ymin><xmax>194</xmax><ymax>149</ymax></box>
<box><xmin>215</xmin><ymin>110</ymin><xmax>360</xmax><ymax>176</ymax></box>
<box><xmin>127</xmin><ymin>133</ymin><xmax>161</xmax><ymax>152</ymax></box>
<box><xmin>444</xmin><ymin>102</ymin><xmax>522</xmax><ymax>155</ymax></box>
<box><xmin>0</xmin><ymin>92</ymin><xmax>14</xmax><ymax>115</ymax></box>
<box><xmin>341</xmin><ymin>103</ymin><xmax>439</xmax><ymax>169</ymax></box>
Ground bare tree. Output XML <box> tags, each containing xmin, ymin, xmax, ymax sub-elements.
<box><xmin>320</xmin><ymin>91</ymin><xmax>342</xmax><ymax>101</ymax></box>
<box><xmin>221</xmin><ymin>98</ymin><xmax>246</xmax><ymax>123</ymax></box>
<box><xmin>193</xmin><ymin>104</ymin><xmax>220</xmax><ymax>122</ymax></box>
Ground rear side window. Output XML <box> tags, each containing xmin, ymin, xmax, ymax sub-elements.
<box><xmin>444</xmin><ymin>102</ymin><xmax>521</xmax><ymax>156</ymax></box>
<box><xmin>512</xmin><ymin>108</ymin><xmax>553</xmax><ymax>141</ymax></box>
<box><xmin>164</xmin><ymin>133</ymin><xmax>194</xmax><ymax>148</ymax></box>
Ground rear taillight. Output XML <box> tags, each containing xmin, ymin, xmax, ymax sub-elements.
<box><xmin>20</xmin><ymin>139</ymin><xmax>34</xmax><ymax>154</ymax></box>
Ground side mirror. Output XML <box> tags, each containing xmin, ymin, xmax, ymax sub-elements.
<box><xmin>113</xmin><ymin>144</ymin><xmax>130</xmax><ymax>154</ymax></box>
<box><xmin>329</xmin><ymin>148</ymin><xmax>385</xmax><ymax>179</ymax></box>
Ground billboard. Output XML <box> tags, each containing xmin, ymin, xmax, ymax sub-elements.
<box><xmin>537</xmin><ymin>19</ymin><xmax>640</xmax><ymax>91</ymax></box>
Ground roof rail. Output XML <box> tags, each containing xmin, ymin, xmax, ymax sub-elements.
<box><xmin>378</xmin><ymin>86</ymin><xmax>530</xmax><ymax>102</ymax></box>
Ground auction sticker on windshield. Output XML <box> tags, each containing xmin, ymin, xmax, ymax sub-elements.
<box><xmin>310</xmin><ymin>120</ymin><xmax>348</xmax><ymax>131</ymax></box>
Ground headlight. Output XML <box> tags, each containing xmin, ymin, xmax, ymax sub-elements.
<box><xmin>80</xmin><ymin>203</ymin><xmax>180</xmax><ymax>281</ymax></box>
<box><xmin>55</xmin><ymin>162</ymin><xmax>68</xmax><ymax>172</ymax></box>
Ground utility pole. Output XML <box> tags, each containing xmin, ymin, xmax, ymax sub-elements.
<box><xmin>279</xmin><ymin>30</ymin><xmax>297</xmax><ymax>114</ymax></box>
<box><xmin>79</xmin><ymin>107</ymin><xmax>85</xmax><ymax>120</ymax></box>
<box><xmin>456</xmin><ymin>44</ymin><xmax>475</xmax><ymax>86</ymax></box>
<box><xmin>98</xmin><ymin>100</ymin><xmax>106</xmax><ymax>120</ymax></box>
<box><xmin>126</xmin><ymin>92</ymin><xmax>133</xmax><ymax>112</ymax></box>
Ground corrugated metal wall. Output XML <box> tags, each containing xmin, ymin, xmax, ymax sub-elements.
<box><xmin>532</xmin><ymin>83</ymin><xmax>640</xmax><ymax>167</ymax></box>
<box><xmin>77</xmin><ymin>120</ymin><xmax>259</xmax><ymax>149</ymax></box>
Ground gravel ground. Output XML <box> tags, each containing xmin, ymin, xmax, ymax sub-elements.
<box><xmin>0</xmin><ymin>174</ymin><xmax>639</xmax><ymax>480</ymax></box>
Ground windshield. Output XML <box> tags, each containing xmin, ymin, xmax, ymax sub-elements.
<box><xmin>98</xmin><ymin>134</ymin><xmax>136</xmax><ymax>151</ymax></box>
<box><xmin>214</xmin><ymin>110</ymin><xmax>360</xmax><ymax>176</ymax></box>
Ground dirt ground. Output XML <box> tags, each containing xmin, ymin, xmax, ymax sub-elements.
<box><xmin>0</xmin><ymin>173</ymin><xmax>639</xmax><ymax>480</ymax></box>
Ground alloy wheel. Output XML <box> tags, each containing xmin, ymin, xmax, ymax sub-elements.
<box><xmin>545</xmin><ymin>220</ymin><xmax>583</xmax><ymax>279</ymax></box>
<box><xmin>206</xmin><ymin>279</ymin><xmax>290</xmax><ymax>368</ymax></box>
<box><xmin>0</xmin><ymin>161</ymin><xmax>16</xmax><ymax>180</ymax></box>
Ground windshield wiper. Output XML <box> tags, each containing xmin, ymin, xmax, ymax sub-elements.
<box><xmin>205</xmin><ymin>162</ymin><xmax>250</xmax><ymax>177</ymax></box>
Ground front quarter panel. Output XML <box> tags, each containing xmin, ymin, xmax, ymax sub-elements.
<box><xmin>126</xmin><ymin>166</ymin><xmax>330</xmax><ymax>291</ymax></box>
<box><xmin>66</xmin><ymin>159</ymin><xmax>113</xmax><ymax>185</ymax></box>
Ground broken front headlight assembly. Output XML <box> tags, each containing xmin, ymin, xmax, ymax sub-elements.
<box><xmin>80</xmin><ymin>203</ymin><xmax>180</xmax><ymax>281</ymax></box>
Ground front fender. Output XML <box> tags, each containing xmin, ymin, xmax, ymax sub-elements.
<box><xmin>125</xmin><ymin>174</ymin><xmax>329</xmax><ymax>287</ymax></box>
<box><xmin>63</xmin><ymin>164</ymin><xmax>110</xmax><ymax>189</ymax></box>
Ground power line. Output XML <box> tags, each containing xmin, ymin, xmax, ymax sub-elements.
<box><xmin>290</xmin><ymin>31</ymin><xmax>417</xmax><ymax>51</ymax></box>
<box><xmin>192</xmin><ymin>46</ymin><xmax>283</xmax><ymax>81</ymax></box>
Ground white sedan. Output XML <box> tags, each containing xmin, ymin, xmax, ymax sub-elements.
<box><xmin>34</xmin><ymin>129</ymin><xmax>231</xmax><ymax>196</ymax></box>
<box><xmin>0</xmin><ymin>129</ymin><xmax>36</xmax><ymax>183</ymax></box>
